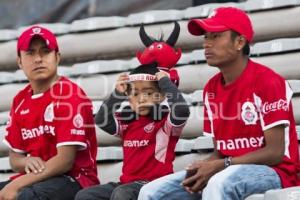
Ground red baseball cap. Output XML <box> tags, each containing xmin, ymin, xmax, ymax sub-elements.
<box><xmin>17</xmin><ymin>25</ymin><xmax>59</xmax><ymax>53</ymax></box>
<box><xmin>188</xmin><ymin>7</ymin><xmax>254</xmax><ymax>42</ymax></box>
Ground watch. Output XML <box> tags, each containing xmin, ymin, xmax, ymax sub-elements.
<box><xmin>224</xmin><ymin>156</ymin><xmax>232</xmax><ymax>168</ymax></box>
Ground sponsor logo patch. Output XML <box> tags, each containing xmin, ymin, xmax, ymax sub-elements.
<box><xmin>20</xmin><ymin>109</ymin><xmax>29</xmax><ymax>115</ymax></box>
<box><xmin>73</xmin><ymin>114</ymin><xmax>83</xmax><ymax>128</ymax></box>
<box><xmin>262</xmin><ymin>99</ymin><xmax>288</xmax><ymax>114</ymax></box>
<box><xmin>144</xmin><ymin>122</ymin><xmax>155</xmax><ymax>133</ymax></box>
<box><xmin>44</xmin><ymin>103</ymin><xmax>54</xmax><ymax>122</ymax></box>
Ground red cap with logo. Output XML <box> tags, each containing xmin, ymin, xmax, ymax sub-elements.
<box><xmin>17</xmin><ymin>25</ymin><xmax>59</xmax><ymax>53</ymax></box>
<box><xmin>187</xmin><ymin>7</ymin><xmax>254</xmax><ymax>42</ymax></box>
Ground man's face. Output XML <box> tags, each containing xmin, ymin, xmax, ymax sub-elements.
<box><xmin>17</xmin><ymin>37</ymin><xmax>60</xmax><ymax>82</ymax></box>
<box><xmin>127</xmin><ymin>80</ymin><xmax>165</xmax><ymax>116</ymax></box>
<box><xmin>202</xmin><ymin>30</ymin><xmax>241</xmax><ymax>67</ymax></box>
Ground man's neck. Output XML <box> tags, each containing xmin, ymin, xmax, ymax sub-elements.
<box><xmin>30</xmin><ymin>75</ymin><xmax>60</xmax><ymax>95</ymax></box>
<box><xmin>219</xmin><ymin>56</ymin><xmax>249</xmax><ymax>86</ymax></box>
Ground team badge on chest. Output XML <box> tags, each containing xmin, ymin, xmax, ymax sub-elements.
<box><xmin>44</xmin><ymin>103</ymin><xmax>54</xmax><ymax>122</ymax></box>
<box><xmin>144</xmin><ymin>122</ymin><xmax>155</xmax><ymax>133</ymax></box>
<box><xmin>241</xmin><ymin>101</ymin><xmax>258</xmax><ymax>125</ymax></box>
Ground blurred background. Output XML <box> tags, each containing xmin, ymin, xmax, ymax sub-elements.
<box><xmin>0</xmin><ymin>0</ymin><xmax>241</xmax><ymax>29</ymax></box>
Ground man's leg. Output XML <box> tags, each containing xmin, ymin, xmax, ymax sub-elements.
<box><xmin>17</xmin><ymin>175</ymin><xmax>81</xmax><ymax>200</ymax></box>
<box><xmin>110</xmin><ymin>181</ymin><xmax>147</xmax><ymax>200</ymax></box>
<box><xmin>138</xmin><ymin>170</ymin><xmax>201</xmax><ymax>200</ymax></box>
<box><xmin>75</xmin><ymin>182</ymin><xmax>120</xmax><ymax>200</ymax></box>
<box><xmin>202</xmin><ymin>164</ymin><xmax>282</xmax><ymax>200</ymax></box>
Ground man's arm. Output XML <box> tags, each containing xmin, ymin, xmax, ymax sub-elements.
<box><xmin>183</xmin><ymin>125</ymin><xmax>285</xmax><ymax>192</ymax></box>
<box><xmin>9</xmin><ymin>151</ymin><xmax>46</xmax><ymax>174</ymax></box>
<box><xmin>230</xmin><ymin>125</ymin><xmax>285</xmax><ymax>165</ymax></box>
<box><xmin>2</xmin><ymin>146</ymin><xmax>77</xmax><ymax>195</ymax></box>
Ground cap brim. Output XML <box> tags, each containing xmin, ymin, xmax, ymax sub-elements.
<box><xmin>188</xmin><ymin>18</ymin><xmax>229</xmax><ymax>36</ymax></box>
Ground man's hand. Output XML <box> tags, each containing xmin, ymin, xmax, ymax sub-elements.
<box><xmin>182</xmin><ymin>159</ymin><xmax>224</xmax><ymax>193</ymax></box>
<box><xmin>24</xmin><ymin>156</ymin><xmax>45</xmax><ymax>174</ymax></box>
<box><xmin>115</xmin><ymin>73</ymin><xmax>129</xmax><ymax>94</ymax></box>
<box><xmin>0</xmin><ymin>184</ymin><xmax>19</xmax><ymax>200</ymax></box>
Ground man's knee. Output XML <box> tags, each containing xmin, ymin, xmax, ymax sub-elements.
<box><xmin>138</xmin><ymin>184</ymin><xmax>154</xmax><ymax>199</ymax></box>
<box><xmin>74</xmin><ymin>189</ymin><xmax>92</xmax><ymax>200</ymax></box>
<box><xmin>17</xmin><ymin>187</ymin><xmax>38</xmax><ymax>200</ymax></box>
<box><xmin>111</xmin><ymin>185</ymin><xmax>137</xmax><ymax>200</ymax></box>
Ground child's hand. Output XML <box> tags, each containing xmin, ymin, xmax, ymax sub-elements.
<box><xmin>155</xmin><ymin>71</ymin><xmax>170</xmax><ymax>81</ymax></box>
<box><xmin>116</xmin><ymin>73</ymin><xmax>129</xmax><ymax>94</ymax></box>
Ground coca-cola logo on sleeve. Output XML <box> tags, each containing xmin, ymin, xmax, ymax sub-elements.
<box><xmin>262</xmin><ymin>99</ymin><xmax>288</xmax><ymax>114</ymax></box>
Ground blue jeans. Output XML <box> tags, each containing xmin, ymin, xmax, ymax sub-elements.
<box><xmin>138</xmin><ymin>164</ymin><xmax>282</xmax><ymax>200</ymax></box>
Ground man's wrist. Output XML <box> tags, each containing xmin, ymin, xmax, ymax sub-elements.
<box><xmin>224</xmin><ymin>156</ymin><xmax>233</xmax><ymax>168</ymax></box>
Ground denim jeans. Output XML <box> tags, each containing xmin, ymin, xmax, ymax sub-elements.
<box><xmin>138</xmin><ymin>164</ymin><xmax>282</xmax><ymax>200</ymax></box>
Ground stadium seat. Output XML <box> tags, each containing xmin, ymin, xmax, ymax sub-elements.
<box><xmin>126</xmin><ymin>10</ymin><xmax>183</xmax><ymax>25</ymax></box>
<box><xmin>71</xmin><ymin>16</ymin><xmax>126</xmax><ymax>32</ymax></box>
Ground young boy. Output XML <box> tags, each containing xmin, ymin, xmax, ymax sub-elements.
<box><xmin>0</xmin><ymin>26</ymin><xmax>99</xmax><ymax>200</ymax></box>
<box><xmin>75</xmin><ymin>63</ymin><xmax>190</xmax><ymax>200</ymax></box>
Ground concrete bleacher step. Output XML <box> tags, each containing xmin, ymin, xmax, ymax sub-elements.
<box><xmin>1</xmin><ymin>6</ymin><xmax>300</xmax><ymax>69</ymax></box>
<box><xmin>1</xmin><ymin>49</ymin><xmax>299</xmax><ymax>99</ymax></box>
<box><xmin>245</xmin><ymin>186</ymin><xmax>300</xmax><ymax>200</ymax></box>
<box><xmin>126</xmin><ymin>10</ymin><xmax>183</xmax><ymax>26</ymax></box>
<box><xmin>17</xmin><ymin>23</ymin><xmax>71</xmax><ymax>36</ymax></box>
<box><xmin>244</xmin><ymin>0</ymin><xmax>300</xmax><ymax>12</ymax></box>
<box><xmin>71</xmin><ymin>60</ymin><xmax>130</xmax><ymax>76</ymax></box>
<box><xmin>0</xmin><ymin>29</ymin><xmax>17</xmax><ymax>42</ymax></box>
<box><xmin>183</xmin><ymin>2</ymin><xmax>241</xmax><ymax>19</ymax></box>
<box><xmin>251</xmin><ymin>37</ymin><xmax>300</xmax><ymax>56</ymax></box>
<box><xmin>71</xmin><ymin>16</ymin><xmax>126</xmax><ymax>32</ymax></box>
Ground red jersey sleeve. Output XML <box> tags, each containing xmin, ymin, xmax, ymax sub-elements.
<box><xmin>164</xmin><ymin>113</ymin><xmax>185</xmax><ymax>137</ymax></box>
<box><xmin>4</xmin><ymin>98</ymin><xmax>26</xmax><ymax>153</ymax></box>
<box><xmin>54</xmin><ymin>94</ymin><xmax>93</xmax><ymax>149</ymax></box>
<box><xmin>254</xmin><ymin>74</ymin><xmax>292</xmax><ymax>131</ymax></box>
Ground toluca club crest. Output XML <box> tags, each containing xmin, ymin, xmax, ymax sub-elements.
<box><xmin>241</xmin><ymin>101</ymin><xmax>258</xmax><ymax>125</ymax></box>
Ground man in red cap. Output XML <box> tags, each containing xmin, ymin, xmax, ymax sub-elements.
<box><xmin>138</xmin><ymin>7</ymin><xmax>300</xmax><ymax>200</ymax></box>
<box><xmin>0</xmin><ymin>25</ymin><xmax>99</xmax><ymax>200</ymax></box>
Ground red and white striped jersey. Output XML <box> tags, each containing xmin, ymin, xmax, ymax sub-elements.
<box><xmin>4</xmin><ymin>77</ymin><xmax>99</xmax><ymax>188</ymax></box>
<box><xmin>203</xmin><ymin>59</ymin><xmax>300</xmax><ymax>188</ymax></box>
<box><xmin>115</xmin><ymin>113</ymin><xmax>184</xmax><ymax>183</ymax></box>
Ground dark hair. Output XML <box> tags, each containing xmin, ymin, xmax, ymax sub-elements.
<box><xmin>230</xmin><ymin>31</ymin><xmax>250</xmax><ymax>56</ymax></box>
<box><xmin>129</xmin><ymin>62</ymin><xmax>159</xmax><ymax>75</ymax></box>
<box><xmin>127</xmin><ymin>62</ymin><xmax>160</xmax><ymax>94</ymax></box>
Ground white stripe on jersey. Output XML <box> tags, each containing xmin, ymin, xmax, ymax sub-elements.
<box><xmin>204</xmin><ymin>93</ymin><xmax>214</xmax><ymax>137</ymax></box>
<box><xmin>14</xmin><ymin>98</ymin><xmax>25</xmax><ymax>113</ymax></box>
<box><xmin>56</xmin><ymin>141</ymin><xmax>87</xmax><ymax>150</ymax></box>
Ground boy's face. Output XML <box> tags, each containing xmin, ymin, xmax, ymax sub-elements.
<box><xmin>17</xmin><ymin>37</ymin><xmax>60</xmax><ymax>83</ymax></box>
<box><xmin>127</xmin><ymin>80</ymin><xmax>165</xmax><ymax>116</ymax></box>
